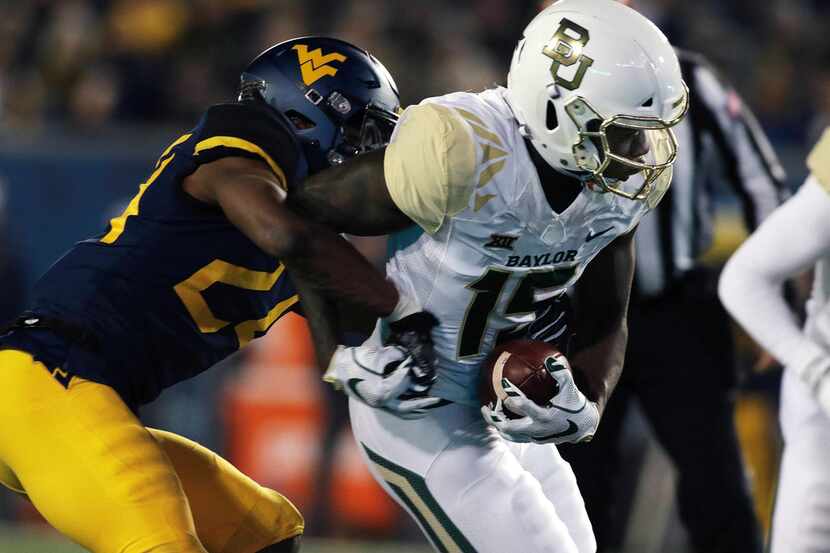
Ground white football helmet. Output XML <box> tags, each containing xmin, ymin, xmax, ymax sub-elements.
<box><xmin>506</xmin><ymin>0</ymin><xmax>688</xmax><ymax>205</ymax></box>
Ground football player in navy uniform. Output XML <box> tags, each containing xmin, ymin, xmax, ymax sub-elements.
<box><xmin>0</xmin><ymin>37</ymin><xmax>431</xmax><ymax>553</ymax></box>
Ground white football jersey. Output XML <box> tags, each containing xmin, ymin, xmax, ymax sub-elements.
<box><xmin>384</xmin><ymin>88</ymin><xmax>653</xmax><ymax>405</ymax></box>
<box><xmin>800</xmin><ymin>132</ymin><xmax>830</xmax><ymax>350</ymax></box>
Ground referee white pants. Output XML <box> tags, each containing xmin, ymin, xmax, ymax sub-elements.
<box><xmin>350</xmin><ymin>398</ymin><xmax>596</xmax><ymax>553</ymax></box>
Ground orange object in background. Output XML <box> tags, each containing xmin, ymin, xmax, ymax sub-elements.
<box><xmin>222</xmin><ymin>312</ymin><xmax>399</xmax><ymax>534</ymax></box>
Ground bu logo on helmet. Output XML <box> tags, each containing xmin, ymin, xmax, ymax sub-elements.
<box><xmin>292</xmin><ymin>44</ymin><xmax>348</xmax><ymax>86</ymax></box>
<box><xmin>542</xmin><ymin>18</ymin><xmax>594</xmax><ymax>91</ymax></box>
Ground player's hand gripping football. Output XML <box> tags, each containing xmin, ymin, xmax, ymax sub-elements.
<box><xmin>325</xmin><ymin>312</ymin><xmax>442</xmax><ymax>419</ymax></box>
<box><xmin>481</xmin><ymin>353</ymin><xmax>599</xmax><ymax>444</ymax></box>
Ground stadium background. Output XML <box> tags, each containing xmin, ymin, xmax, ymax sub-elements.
<box><xmin>0</xmin><ymin>0</ymin><xmax>828</xmax><ymax>551</ymax></box>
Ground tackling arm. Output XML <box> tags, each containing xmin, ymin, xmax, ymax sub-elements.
<box><xmin>183</xmin><ymin>155</ymin><xmax>400</xmax><ymax>329</ymax></box>
<box><xmin>571</xmin><ymin>229</ymin><xmax>636</xmax><ymax>416</ymax></box>
<box><xmin>287</xmin><ymin>148</ymin><xmax>414</xmax><ymax>235</ymax></box>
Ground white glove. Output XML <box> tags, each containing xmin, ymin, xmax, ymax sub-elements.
<box><xmin>481</xmin><ymin>355</ymin><xmax>599</xmax><ymax>444</ymax></box>
<box><xmin>325</xmin><ymin>344</ymin><xmax>442</xmax><ymax>419</ymax></box>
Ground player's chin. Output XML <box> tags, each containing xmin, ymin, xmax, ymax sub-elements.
<box><xmin>602</xmin><ymin>164</ymin><xmax>639</xmax><ymax>181</ymax></box>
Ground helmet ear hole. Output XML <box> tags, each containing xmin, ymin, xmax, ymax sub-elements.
<box><xmin>285</xmin><ymin>110</ymin><xmax>316</xmax><ymax>130</ymax></box>
<box><xmin>545</xmin><ymin>100</ymin><xmax>559</xmax><ymax>131</ymax></box>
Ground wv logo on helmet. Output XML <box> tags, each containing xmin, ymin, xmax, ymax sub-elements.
<box><xmin>292</xmin><ymin>44</ymin><xmax>348</xmax><ymax>86</ymax></box>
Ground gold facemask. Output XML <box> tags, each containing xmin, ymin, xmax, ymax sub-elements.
<box><xmin>565</xmin><ymin>81</ymin><xmax>689</xmax><ymax>205</ymax></box>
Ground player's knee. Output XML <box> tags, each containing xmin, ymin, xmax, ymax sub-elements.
<box><xmin>121</xmin><ymin>534</ymin><xmax>207</xmax><ymax>553</ymax></box>
<box><xmin>0</xmin><ymin>459</ymin><xmax>26</xmax><ymax>496</ymax></box>
<box><xmin>526</xmin><ymin>454</ymin><xmax>595</xmax><ymax>553</ymax></box>
<box><xmin>533</xmin><ymin>454</ymin><xmax>577</xmax><ymax>492</ymax></box>
<box><xmin>256</xmin><ymin>535</ymin><xmax>301</xmax><ymax>553</ymax></box>
<box><xmin>460</xmin><ymin>465</ymin><xmax>580</xmax><ymax>553</ymax></box>
<box><xmin>509</xmin><ymin>472</ymin><xmax>582</xmax><ymax>553</ymax></box>
<box><xmin>253</xmin><ymin>488</ymin><xmax>305</xmax><ymax>547</ymax></box>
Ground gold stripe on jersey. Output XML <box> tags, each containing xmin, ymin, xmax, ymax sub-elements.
<box><xmin>158</xmin><ymin>132</ymin><xmax>194</xmax><ymax>166</ymax></box>
<box><xmin>101</xmin><ymin>155</ymin><xmax>175</xmax><ymax>243</ymax></box>
<box><xmin>474</xmin><ymin>193</ymin><xmax>496</xmax><ymax>212</ymax></box>
<box><xmin>455</xmin><ymin>108</ymin><xmax>504</xmax><ymax>148</ymax></box>
<box><xmin>194</xmin><ymin>136</ymin><xmax>287</xmax><ymax>190</ymax></box>
<box><xmin>478</xmin><ymin>159</ymin><xmax>506</xmax><ymax>189</ymax></box>
<box><xmin>453</xmin><ymin>107</ymin><xmax>508</xmax><ymax>204</ymax></box>
<box><xmin>234</xmin><ymin>293</ymin><xmax>299</xmax><ymax>347</ymax></box>
<box><xmin>466</xmin><ymin>122</ymin><xmax>503</xmax><ymax>148</ymax></box>
<box><xmin>174</xmin><ymin>259</ymin><xmax>297</xmax><ymax>347</ymax></box>
<box><xmin>453</xmin><ymin>107</ymin><xmax>486</xmax><ymax>127</ymax></box>
<box><xmin>808</xmin><ymin>127</ymin><xmax>830</xmax><ymax>194</ymax></box>
<box><xmin>101</xmin><ymin>133</ymin><xmax>192</xmax><ymax>245</ymax></box>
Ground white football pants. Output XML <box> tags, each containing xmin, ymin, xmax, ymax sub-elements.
<box><xmin>350</xmin><ymin>398</ymin><xmax>596</xmax><ymax>553</ymax></box>
<box><xmin>770</xmin><ymin>369</ymin><xmax>830</xmax><ymax>553</ymax></box>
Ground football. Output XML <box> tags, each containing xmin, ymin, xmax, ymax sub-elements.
<box><xmin>479</xmin><ymin>339</ymin><xmax>566</xmax><ymax>418</ymax></box>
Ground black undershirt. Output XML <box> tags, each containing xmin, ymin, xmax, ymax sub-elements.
<box><xmin>524</xmin><ymin>137</ymin><xmax>583</xmax><ymax>214</ymax></box>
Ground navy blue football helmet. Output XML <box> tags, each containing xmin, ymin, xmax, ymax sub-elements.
<box><xmin>239</xmin><ymin>36</ymin><xmax>400</xmax><ymax>174</ymax></box>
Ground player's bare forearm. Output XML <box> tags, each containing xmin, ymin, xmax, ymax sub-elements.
<box><xmin>288</xmin><ymin>148</ymin><xmax>414</xmax><ymax>236</ymax></box>
<box><xmin>283</xmin><ymin>227</ymin><xmax>398</xmax><ymax>317</ymax></box>
<box><xmin>284</xmin><ymin>266</ymin><xmax>341</xmax><ymax>370</ymax></box>
<box><xmin>184</xmin><ymin>155</ymin><xmax>399</xmax><ymax>318</ymax></box>
<box><xmin>571</xmin><ymin>230</ymin><xmax>635</xmax><ymax>415</ymax></box>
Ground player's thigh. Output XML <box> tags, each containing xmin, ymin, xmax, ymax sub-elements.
<box><xmin>771</xmin><ymin>372</ymin><xmax>830</xmax><ymax>553</ymax></box>
<box><xmin>351</xmin><ymin>398</ymin><xmax>582</xmax><ymax>553</ymax></box>
<box><xmin>148</xmin><ymin>428</ymin><xmax>304</xmax><ymax>553</ymax></box>
<box><xmin>770</xmin><ymin>424</ymin><xmax>830</xmax><ymax>553</ymax></box>
<box><xmin>510</xmin><ymin>442</ymin><xmax>595</xmax><ymax>553</ymax></box>
<box><xmin>0</xmin><ymin>349</ymin><xmax>205</xmax><ymax>553</ymax></box>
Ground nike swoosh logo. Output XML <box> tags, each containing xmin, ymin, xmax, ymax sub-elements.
<box><xmin>533</xmin><ymin>420</ymin><xmax>578</xmax><ymax>442</ymax></box>
<box><xmin>585</xmin><ymin>227</ymin><xmax>614</xmax><ymax>243</ymax></box>
<box><xmin>347</xmin><ymin>378</ymin><xmax>367</xmax><ymax>402</ymax></box>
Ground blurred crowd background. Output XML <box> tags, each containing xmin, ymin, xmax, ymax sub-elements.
<box><xmin>1</xmin><ymin>0</ymin><xmax>829</xmax><ymax>147</ymax></box>
<box><xmin>1</xmin><ymin>0</ymin><xmax>829</xmax><ymax>551</ymax></box>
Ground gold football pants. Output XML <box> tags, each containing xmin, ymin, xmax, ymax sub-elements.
<box><xmin>0</xmin><ymin>349</ymin><xmax>303</xmax><ymax>553</ymax></box>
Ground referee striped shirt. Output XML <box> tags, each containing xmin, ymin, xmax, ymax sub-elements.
<box><xmin>634</xmin><ymin>50</ymin><xmax>787</xmax><ymax>297</ymax></box>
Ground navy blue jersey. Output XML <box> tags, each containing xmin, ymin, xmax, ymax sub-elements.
<box><xmin>1</xmin><ymin>101</ymin><xmax>305</xmax><ymax>408</ymax></box>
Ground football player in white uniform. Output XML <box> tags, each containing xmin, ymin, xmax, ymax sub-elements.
<box><xmin>719</xmin><ymin>131</ymin><xmax>830</xmax><ymax>553</ymax></box>
<box><xmin>289</xmin><ymin>1</ymin><xmax>687</xmax><ymax>551</ymax></box>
